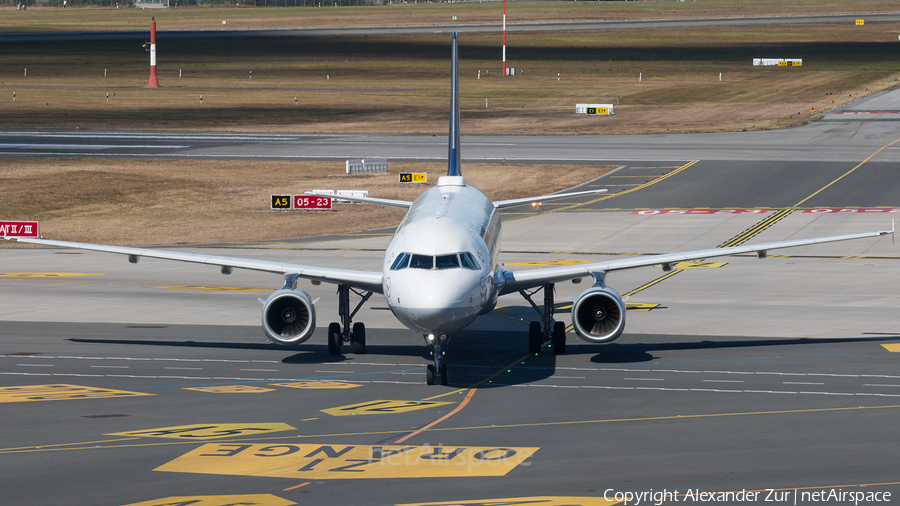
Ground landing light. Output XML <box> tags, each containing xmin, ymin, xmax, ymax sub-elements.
<box><xmin>426</xmin><ymin>334</ymin><xmax>436</xmax><ymax>344</ymax></box>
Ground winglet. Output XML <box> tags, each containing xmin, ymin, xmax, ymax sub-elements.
<box><xmin>447</xmin><ymin>32</ymin><xmax>462</xmax><ymax>177</ymax></box>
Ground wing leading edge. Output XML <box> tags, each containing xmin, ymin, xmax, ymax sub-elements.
<box><xmin>500</xmin><ymin>226</ymin><xmax>894</xmax><ymax>295</ymax></box>
<box><xmin>14</xmin><ymin>237</ymin><xmax>384</xmax><ymax>294</ymax></box>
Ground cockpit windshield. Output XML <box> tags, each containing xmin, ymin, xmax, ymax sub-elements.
<box><xmin>390</xmin><ymin>252</ymin><xmax>481</xmax><ymax>271</ymax></box>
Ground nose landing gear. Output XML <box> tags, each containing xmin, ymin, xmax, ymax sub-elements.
<box><xmin>425</xmin><ymin>333</ymin><xmax>450</xmax><ymax>385</ymax></box>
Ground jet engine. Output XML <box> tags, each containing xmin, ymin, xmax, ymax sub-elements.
<box><xmin>261</xmin><ymin>288</ymin><xmax>316</xmax><ymax>345</ymax></box>
<box><xmin>571</xmin><ymin>286</ymin><xmax>626</xmax><ymax>343</ymax></box>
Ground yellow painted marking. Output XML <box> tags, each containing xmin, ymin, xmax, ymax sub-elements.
<box><xmin>795</xmin><ymin>136</ymin><xmax>900</xmax><ymax>207</ymax></box>
<box><xmin>882</xmin><ymin>343</ymin><xmax>900</xmax><ymax>352</ymax></box>
<box><xmin>156</xmin><ymin>443</ymin><xmax>537</xmax><ymax>479</ymax></box>
<box><xmin>0</xmin><ymin>384</ymin><xmax>152</xmax><ymax>404</ymax></box>
<box><xmin>0</xmin><ymin>272</ymin><xmax>105</xmax><ymax>278</ymax></box>
<box><xmin>184</xmin><ymin>385</ymin><xmax>275</xmax><ymax>394</ymax></box>
<box><xmin>271</xmin><ymin>381</ymin><xmax>361</xmax><ymax>390</ymax></box>
<box><xmin>156</xmin><ymin>285</ymin><xmax>274</xmax><ymax>293</ymax></box>
<box><xmin>671</xmin><ymin>261</ymin><xmax>727</xmax><ymax>269</ymax></box>
<box><xmin>322</xmin><ymin>400</ymin><xmax>453</xmax><ymax>417</ymax></box>
<box><xmin>506</xmin><ymin>161</ymin><xmax>698</xmax><ymax>220</ymax></box>
<box><xmin>421</xmin><ymin>389</ymin><xmax>469</xmax><ymax>401</ymax></box>
<box><xmin>397</xmin><ymin>497</ymin><xmax>621</xmax><ymax>506</ymax></box>
<box><xmin>625</xmin><ymin>302</ymin><xmax>661</xmax><ymax>311</ymax></box>
<box><xmin>121</xmin><ymin>494</ymin><xmax>296</xmax><ymax>506</ymax></box>
<box><xmin>109</xmin><ymin>423</ymin><xmax>296</xmax><ymax>440</ymax></box>
<box><xmin>503</xmin><ymin>260</ymin><xmax>592</xmax><ymax>267</ymax></box>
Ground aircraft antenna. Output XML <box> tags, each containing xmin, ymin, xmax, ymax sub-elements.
<box><xmin>447</xmin><ymin>32</ymin><xmax>462</xmax><ymax>177</ymax></box>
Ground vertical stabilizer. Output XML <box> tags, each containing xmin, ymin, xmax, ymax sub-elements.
<box><xmin>447</xmin><ymin>32</ymin><xmax>462</xmax><ymax>177</ymax></box>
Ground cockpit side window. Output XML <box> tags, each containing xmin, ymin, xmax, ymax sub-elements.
<box><xmin>409</xmin><ymin>254</ymin><xmax>434</xmax><ymax>269</ymax></box>
<box><xmin>390</xmin><ymin>252</ymin><xmax>411</xmax><ymax>270</ymax></box>
<box><xmin>435</xmin><ymin>254</ymin><xmax>460</xmax><ymax>270</ymax></box>
<box><xmin>460</xmin><ymin>252</ymin><xmax>481</xmax><ymax>270</ymax></box>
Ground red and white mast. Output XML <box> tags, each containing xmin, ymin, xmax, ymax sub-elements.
<box><xmin>502</xmin><ymin>0</ymin><xmax>507</xmax><ymax>76</ymax></box>
<box><xmin>148</xmin><ymin>17</ymin><xmax>159</xmax><ymax>87</ymax></box>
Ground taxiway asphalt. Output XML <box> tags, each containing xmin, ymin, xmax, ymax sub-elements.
<box><xmin>2</xmin><ymin>90</ymin><xmax>900</xmax><ymax>506</ymax></box>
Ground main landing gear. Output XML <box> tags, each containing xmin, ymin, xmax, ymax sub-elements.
<box><xmin>327</xmin><ymin>284</ymin><xmax>373</xmax><ymax>355</ymax></box>
<box><xmin>520</xmin><ymin>283</ymin><xmax>566</xmax><ymax>355</ymax></box>
<box><xmin>425</xmin><ymin>333</ymin><xmax>450</xmax><ymax>385</ymax></box>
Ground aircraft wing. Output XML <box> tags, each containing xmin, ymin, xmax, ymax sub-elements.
<box><xmin>493</xmin><ymin>189</ymin><xmax>608</xmax><ymax>209</ymax></box>
<box><xmin>500</xmin><ymin>226</ymin><xmax>894</xmax><ymax>295</ymax></box>
<box><xmin>304</xmin><ymin>191</ymin><xmax>412</xmax><ymax>209</ymax></box>
<box><xmin>14</xmin><ymin>237</ymin><xmax>384</xmax><ymax>294</ymax></box>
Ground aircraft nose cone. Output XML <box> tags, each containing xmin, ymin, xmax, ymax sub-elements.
<box><xmin>401</xmin><ymin>278</ymin><xmax>475</xmax><ymax>334</ymax></box>
<box><xmin>406</xmin><ymin>278</ymin><xmax>463</xmax><ymax>309</ymax></box>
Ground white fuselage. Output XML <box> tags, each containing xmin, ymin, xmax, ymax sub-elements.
<box><xmin>382</xmin><ymin>176</ymin><xmax>502</xmax><ymax>335</ymax></box>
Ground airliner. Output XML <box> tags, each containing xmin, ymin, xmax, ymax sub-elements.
<box><xmin>16</xmin><ymin>33</ymin><xmax>894</xmax><ymax>385</ymax></box>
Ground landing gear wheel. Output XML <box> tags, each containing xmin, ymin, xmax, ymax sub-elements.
<box><xmin>426</xmin><ymin>364</ymin><xmax>436</xmax><ymax>385</ymax></box>
<box><xmin>351</xmin><ymin>322</ymin><xmax>366</xmax><ymax>354</ymax></box>
<box><xmin>528</xmin><ymin>321</ymin><xmax>542</xmax><ymax>354</ymax></box>
<box><xmin>552</xmin><ymin>321</ymin><xmax>567</xmax><ymax>355</ymax></box>
<box><xmin>440</xmin><ymin>364</ymin><xmax>449</xmax><ymax>385</ymax></box>
<box><xmin>327</xmin><ymin>322</ymin><xmax>342</xmax><ymax>355</ymax></box>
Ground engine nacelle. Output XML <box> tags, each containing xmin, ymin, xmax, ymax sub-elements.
<box><xmin>571</xmin><ymin>286</ymin><xmax>626</xmax><ymax>343</ymax></box>
<box><xmin>261</xmin><ymin>288</ymin><xmax>316</xmax><ymax>345</ymax></box>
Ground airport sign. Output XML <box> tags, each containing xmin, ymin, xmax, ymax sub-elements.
<box><xmin>293</xmin><ymin>195</ymin><xmax>333</xmax><ymax>210</ymax></box>
<box><xmin>0</xmin><ymin>221</ymin><xmax>39</xmax><ymax>238</ymax></box>
<box><xmin>399</xmin><ymin>172</ymin><xmax>427</xmax><ymax>183</ymax></box>
<box><xmin>271</xmin><ymin>195</ymin><xmax>291</xmax><ymax>210</ymax></box>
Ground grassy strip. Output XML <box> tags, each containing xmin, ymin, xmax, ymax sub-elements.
<box><xmin>1</xmin><ymin>157</ymin><xmax>615</xmax><ymax>245</ymax></box>
<box><xmin>2</xmin><ymin>24</ymin><xmax>899</xmax><ymax>135</ymax></box>
<box><xmin>2</xmin><ymin>1</ymin><xmax>899</xmax><ymax>32</ymax></box>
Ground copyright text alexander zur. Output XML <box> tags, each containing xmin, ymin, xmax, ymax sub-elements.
<box><xmin>604</xmin><ymin>488</ymin><xmax>891</xmax><ymax>505</ymax></box>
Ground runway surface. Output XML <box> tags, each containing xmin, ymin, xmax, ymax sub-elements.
<box><xmin>3</xmin><ymin>13</ymin><xmax>899</xmax><ymax>42</ymax></box>
<box><xmin>2</xmin><ymin>85</ymin><xmax>899</xmax><ymax>164</ymax></box>
<box><xmin>2</xmin><ymin>94</ymin><xmax>900</xmax><ymax>506</ymax></box>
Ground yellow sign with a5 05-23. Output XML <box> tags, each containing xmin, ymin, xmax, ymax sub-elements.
<box><xmin>399</xmin><ymin>172</ymin><xmax>427</xmax><ymax>183</ymax></box>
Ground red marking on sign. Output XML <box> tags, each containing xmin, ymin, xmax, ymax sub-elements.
<box><xmin>293</xmin><ymin>196</ymin><xmax>333</xmax><ymax>210</ymax></box>
<box><xmin>631</xmin><ymin>209</ymin><xmax>769</xmax><ymax>215</ymax></box>
<box><xmin>803</xmin><ymin>208</ymin><xmax>900</xmax><ymax>213</ymax></box>
<box><xmin>0</xmin><ymin>221</ymin><xmax>39</xmax><ymax>238</ymax></box>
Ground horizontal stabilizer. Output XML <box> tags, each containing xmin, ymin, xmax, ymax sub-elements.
<box><xmin>304</xmin><ymin>191</ymin><xmax>412</xmax><ymax>209</ymax></box>
<box><xmin>493</xmin><ymin>188</ymin><xmax>608</xmax><ymax>209</ymax></box>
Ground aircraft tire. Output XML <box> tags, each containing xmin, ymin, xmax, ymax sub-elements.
<box><xmin>351</xmin><ymin>322</ymin><xmax>366</xmax><ymax>354</ymax></box>
<box><xmin>552</xmin><ymin>321</ymin><xmax>567</xmax><ymax>354</ymax></box>
<box><xmin>327</xmin><ymin>322</ymin><xmax>342</xmax><ymax>355</ymax></box>
<box><xmin>426</xmin><ymin>364</ymin><xmax>436</xmax><ymax>385</ymax></box>
<box><xmin>528</xmin><ymin>321</ymin><xmax>542</xmax><ymax>354</ymax></box>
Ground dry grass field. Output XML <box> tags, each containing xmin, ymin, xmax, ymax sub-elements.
<box><xmin>1</xmin><ymin>157</ymin><xmax>615</xmax><ymax>245</ymax></box>
<box><xmin>1</xmin><ymin>1</ymin><xmax>899</xmax><ymax>32</ymax></box>
<box><xmin>2</xmin><ymin>22</ymin><xmax>899</xmax><ymax>135</ymax></box>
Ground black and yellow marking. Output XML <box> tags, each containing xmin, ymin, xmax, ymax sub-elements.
<box><xmin>156</xmin><ymin>443</ymin><xmax>537</xmax><ymax>479</ymax></box>
<box><xmin>0</xmin><ymin>272</ymin><xmax>105</xmax><ymax>278</ymax></box>
<box><xmin>0</xmin><ymin>384</ymin><xmax>152</xmax><ymax>403</ymax></box>
<box><xmin>110</xmin><ymin>423</ymin><xmax>296</xmax><ymax>440</ymax></box>
<box><xmin>270</xmin><ymin>381</ymin><xmax>361</xmax><ymax>390</ymax></box>
<box><xmin>399</xmin><ymin>172</ymin><xmax>427</xmax><ymax>183</ymax></box>
<box><xmin>321</xmin><ymin>400</ymin><xmax>453</xmax><ymax>417</ymax></box>
<box><xmin>123</xmin><ymin>495</ymin><xmax>296</xmax><ymax>506</ymax></box>
<box><xmin>156</xmin><ymin>285</ymin><xmax>274</xmax><ymax>293</ymax></box>
<box><xmin>717</xmin><ymin>208</ymin><xmax>794</xmax><ymax>248</ymax></box>
<box><xmin>184</xmin><ymin>385</ymin><xmax>275</xmax><ymax>394</ymax></box>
